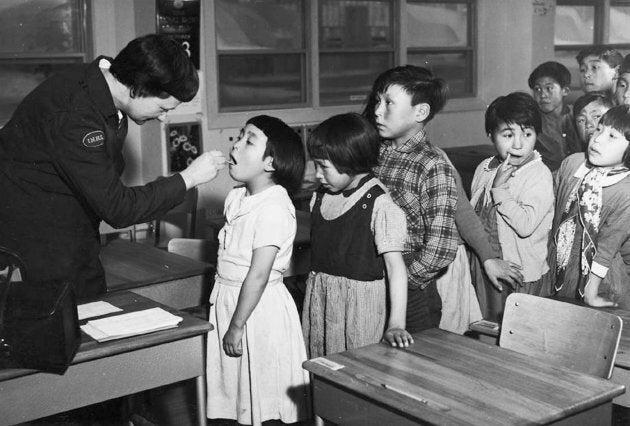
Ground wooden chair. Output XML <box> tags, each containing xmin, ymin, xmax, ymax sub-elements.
<box><xmin>166</xmin><ymin>238</ymin><xmax>217</xmax><ymax>322</ymax></box>
<box><xmin>167</xmin><ymin>237</ymin><xmax>217</xmax><ymax>266</ymax></box>
<box><xmin>500</xmin><ymin>293</ymin><xmax>623</xmax><ymax>379</ymax></box>
<box><xmin>153</xmin><ymin>187</ymin><xmax>199</xmax><ymax>249</ymax></box>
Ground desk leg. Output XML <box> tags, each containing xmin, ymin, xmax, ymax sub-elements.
<box><xmin>196</xmin><ymin>375</ymin><xmax>207</xmax><ymax>426</ymax></box>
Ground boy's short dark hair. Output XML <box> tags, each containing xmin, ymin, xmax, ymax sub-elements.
<box><xmin>362</xmin><ymin>65</ymin><xmax>448</xmax><ymax>124</ymax></box>
<box><xmin>307</xmin><ymin>113</ymin><xmax>380</xmax><ymax>175</ymax></box>
<box><xmin>246</xmin><ymin>115</ymin><xmax>305</xmax><ymax>194</ymax></box>
<box><xmin>110</xmin><ymin>34</ymin><xmax>199</xmax><ymax>102</ymax></box>
<box><xmin>573</xmin><ymin>92</ymin><xmax>614</xmax><ymax>118</ymax></box>
<box><xmin>576</xmin><ymin>45</ymin><xmax>623</xmax><ymax>69</ymax></box>
<box><xmin>485</xmin><ymin>92</ymin><xmax>542</xmax><ymax>135</ymax></box>
<box><xmin>598</xmin><ymin>105</ymin><xmax>630</xmax><ymax>168</ymax></box>
<box><xmin>528</xmin><ymin>61</ymin><xmax>571</xmax><ymax>89</ymax></box>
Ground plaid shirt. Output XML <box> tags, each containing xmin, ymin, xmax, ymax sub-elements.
<box><xmin>374</xmin><ymin>130</ymin><xmax>458</xmax><ymax>290</ymax></box>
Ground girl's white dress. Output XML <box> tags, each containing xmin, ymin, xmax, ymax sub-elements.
<box><xmin>206</xmin><ymin>185</ymin><xmax>311</xmax><ymax>425</ymax></box>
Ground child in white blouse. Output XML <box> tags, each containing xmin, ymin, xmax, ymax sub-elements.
<box><xmin>206</xmin><ymin>115</ymin><xmax>310</xmax><ymax>425</ymax></box>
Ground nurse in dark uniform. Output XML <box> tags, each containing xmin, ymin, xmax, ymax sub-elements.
<box><xmin>0</xmin><ymin>34</ymin><xmax>225</xmax><ymax>300</ymax></box>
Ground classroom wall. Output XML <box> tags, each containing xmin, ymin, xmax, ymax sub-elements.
<box><xmin>93</xmin><ymin>0</ymin><xmax>555</xmax><ymax>225</ymax></box>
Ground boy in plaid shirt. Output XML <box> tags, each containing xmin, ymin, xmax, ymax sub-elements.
<box><xmin>363</xmin><ymin>65</ymin><xmax>458</xmax><ymax>332</ymax></box>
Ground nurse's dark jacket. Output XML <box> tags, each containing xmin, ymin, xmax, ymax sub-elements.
<box><xmin>0</xmin><ymin>57</ymin><xmax>186</xmax><ymax>299</ymax></box>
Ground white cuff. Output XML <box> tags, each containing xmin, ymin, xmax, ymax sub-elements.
<box><xmin>591</xmin><ymin>261</ymin><xmax>608</xmax><ymax>278</ymax></box>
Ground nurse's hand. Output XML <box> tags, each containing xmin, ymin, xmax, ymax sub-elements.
<box><xmin>180</xmin><ymin>150</ymin><xmax>226</xmax><ymax>189</ymax></box>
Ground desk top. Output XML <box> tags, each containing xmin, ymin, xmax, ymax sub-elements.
<box><xmin>101</xmin><ymin>239</ymin><xmax>213</xmax><ymax>292</ymax></box>
<box><xmin>0</xmin><ymin>291</ymin><xmax>211</xmax><ymax>382</ymax></box>
<box><xmin>303</xmin><ymin>328</ymin><xmax>625</xmax><ymax>426</ymax></box>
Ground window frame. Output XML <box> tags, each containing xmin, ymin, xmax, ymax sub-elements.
<box><xmin>214</xmin><ymin>0</ymin><xmax>310</xmax><ymax>112</ymax></box>
<box><xmin>0</xmin><ymin>0</ymin><xmax>91</xmax><ymax>63</ymax></box>
<box><xmin>554</xmin><ymin>0</ymin><xmax>630</xmax><ymax>66</ymax></box>
<box><xmin>405</xmin><ymin>0</ymin><xmax>477</xmax><ymax>97</ymax></box>
<box><xmin>204</xmin><ymin>0</ymin><xmax>479</xmax><ymax>129</ymax></box>
<box><xmin>0</xmin><ymin>0</ymin><xmax>91</xmax><ymax>127</ymax></box>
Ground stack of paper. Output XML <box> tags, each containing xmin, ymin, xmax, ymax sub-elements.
<box><xmin>81</xmin><ymin>307</ymin><xmax>183</xmax><ymax>342</ymax></box>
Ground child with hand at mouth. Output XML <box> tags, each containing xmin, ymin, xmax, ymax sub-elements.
<box><xmin>469</xmin><ymin>92</ymin><xmax>555</xmax><ymax>322</ymax></box>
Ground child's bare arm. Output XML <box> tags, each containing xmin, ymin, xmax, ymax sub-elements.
<box><xmin>583</xmin><ymin>272</ymin><xmax>617</xmax><ymax>307</ymax></box>
<box><xmin>223</xmin><ymin>245</ymin><xmax>279</xmax><ymax>357</ymax></box>
<box><xmin>382</xmin><ymin>251</ymin><xmax>413</xmax><ymax>347</ymax></box>
<box><xmin>450</xmin><ymin>160</ymin><xmax>524</xmax><ymax>290</ymax></box>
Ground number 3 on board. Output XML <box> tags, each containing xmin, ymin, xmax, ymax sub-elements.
<box><xmin>182</xmin><ymin>41</ymin><xmax>191</xmax><ymax>57</ymax></box>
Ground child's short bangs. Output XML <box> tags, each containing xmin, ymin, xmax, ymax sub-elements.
<box><xmin>573</xmin><ymin>92</ymin><xmax>614</xmax><ymax>117</ymax></box>
<box><xmin>307</xmin><ymin>113</ymin><xmax>380</xmax><ymax>175</ymax></box>
<box><xmin>246</xmin><ymin>115</ymin><xmax>305</xmax><ymax>193</ymax></box>
<box><xmin>576</xmin><ymin>46</ymin><xmax>623</xmax><ymax>68</ymax></box>
<box><xmin>485</xmin><ymin>92</ymin><xmax>542</xmax><ymax>135</ymax></box>
<box><xmin>600</xmin><ymin>105</ymin><xmax>630</xmax><ymax>141</ymax></box>
<box><xmin>599</xmin><ymin>105</ymin><xmax>630</xmax><ymax>168</ymax></box>
<box><xmin>528</xmin><ymin>61</ymin><xmax>571</xmax><ymax>88</ymax></box>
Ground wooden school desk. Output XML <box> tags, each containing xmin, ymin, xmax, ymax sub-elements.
<box><xmin>0</xmin><ymin>291</ymin><xmax>211</xmax><ymax>426</ymax></box>
<box><xmin>471</xmin><ymin>299</ymin><xmax>630</xmax><ymax>407</ymax></box>
<box><xmin>101</xmin><ymin>239</ymin><xmax>213</xmax><ymax>309</ymax></box>
<box><xmin>303</xmin><ymin>328</ymin><xmax>625</xmax><ymax>425</ymax></box>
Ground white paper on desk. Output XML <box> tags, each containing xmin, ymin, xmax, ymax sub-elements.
<box><xmin>80</xmin><ymin>308</ymin><xmax>183</xmax><ymax>342</ymax></box>
<box><xmin>77</xmin><ymin>301</ymin><xmax>123</xmax><ymax>320</ymax></box>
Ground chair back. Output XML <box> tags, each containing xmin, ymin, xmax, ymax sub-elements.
<box><xmin>167</xmin><ymin>238</ymin><xmax>217</xmax><ymax>265</ymax></box>
<box><xmin>154</xmin><ymin>187</ymin><xmax>199</xmax><ymax>248</ymax></box>
<box><xmin>500</xmin><ymin>293</ymin><xmax>623</xmax><ymax>379</ymax></box>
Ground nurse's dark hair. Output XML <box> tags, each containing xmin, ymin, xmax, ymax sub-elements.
<box><xmin>485</xmin><ymin>91</ymin><xmax>542</xmax><ymax>135</ymax></box>
<box><xmin>361</xmin><ymin>65</ymin><xmax>448</xmax><ymax>126</ymax></box>
<box><xmin>246</xmin><ymin>115</ymin><xmax>305</xmax><ymax>194</ymax></box>
<box><xmin>598</xmin><ymin>105</ymin><xmax>630</xmax><ymax>168</ymax></box>
<box><xmin>110</xmin><ymin>34</ymin><xmax>199</xmax><ymax>102</ymax></box>
<box><xmin>307</xmin><ymin>113</ymin><xmax>379</xmax><ymax>175</ymax></box>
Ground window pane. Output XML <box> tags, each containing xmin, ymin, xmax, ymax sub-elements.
<box><xmin>407</xmin><ymin>51</ymin><xmax>472</xmax><ymax>94</ymax></box>
<box><xmin>319</xmin><ymin>0</ymin><xmax>392</xmax><ymax>49</ymax></box>
<box><xmin>218</xmin><ymin>54</ymin><xmax>304</xmax><ymax>109</ymax></box>
<box><xmin>610</xmin><ymin>6</ymin><xmax>630</xmax><ymax>44</ymax></box>
<box><xmin>216</xmin><ymin>0</ymin><xmax>303</xmax><ymax>50</ymax></box>
<box><xmin>0</xmin><ymin>0</ymin><xmax>84</xmax><ymax>54</ymax></box>
<box><xmin>0</xmin><ymin>61</ymin><xmax>82</xmax><ymax>125</ymax></box>
<box><xmin>554</xmin><ymin>49</ymin><xmax>581</xmax><ymax>89</ymax></box>
<box><xmin>320</xmin><ymin>52</ymin><xmax>392</xmax><ymax>105</ymax></box>
<box><xmin>407</xmin><ymin>2</ymin><xmax>468</xmax><ymax>48</ymax></box>
<box><xmin>554</xmin><ymin>5</ymin><xmax>595</xmax><ymax>45</ymax></box>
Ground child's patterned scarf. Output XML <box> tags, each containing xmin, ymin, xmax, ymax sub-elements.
<box><xmin>555</xmin><ymin>164</ymin><xmax>630</xmax><ymax>296</ymax></box>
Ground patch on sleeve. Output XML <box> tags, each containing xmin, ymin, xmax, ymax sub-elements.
<box><xmin>82</xmin><ymin>130</ymin><xmax>105</xmax><ymax>148</ymax></box>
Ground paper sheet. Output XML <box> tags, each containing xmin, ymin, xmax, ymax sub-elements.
<box><xmin>77</xmin><ymin>301</ymin><xmax>123</xmax><ymax>320</ymax></box>
<box><xmin>80</xmin><ymin>307</ymin><xmax>183</xmax><ymax>342</ymax></box>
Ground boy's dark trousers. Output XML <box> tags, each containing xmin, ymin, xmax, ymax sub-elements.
<box><xmin>406</xmin><ymin>281</ymin><xmax>442</xmax><ymax>333</ymax></box>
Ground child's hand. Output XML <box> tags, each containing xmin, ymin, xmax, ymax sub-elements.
<box><xmin>492</xmin><ymin>153</ymin><xmax>516</xmax><ymax>188</ymax></box>
<box><xmin>383</xmin><ymin>327</ymin><xmax>414</xmax><ymax>348</ymax></box>
<box><xmin>222</xmin><ymin>324</ymin><xmax>244</xmax><ymax>357</ymax></box>
<box><xmin>483</xmin><ymin>258</ymin><xmax>523</xmax><ymax>292</ymax></box>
